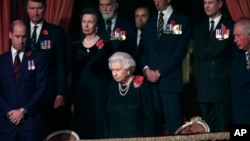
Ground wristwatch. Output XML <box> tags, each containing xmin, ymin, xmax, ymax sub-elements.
<box><xmin>20</xmin><ymin>108</ymin><xmax>27</xmax><ymax>115</ymax></box>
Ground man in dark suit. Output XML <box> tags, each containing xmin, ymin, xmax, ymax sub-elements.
<box><xmin>98</xmin><ymin>0</ymin><xmax>137</xmax><ymax>58</ymax></box>
<box><xmin>134</xmin><ymin>5</ymin><xmax>150</xmax><ymax>75</ymax></box>
<box><xmin>193</xmin><ymin>0</ymin><xmax>235</xmax><ymax>132</ymax></box>
<box><xmin>25</xmin><ymin>0</ymin><xmax>68</xmax><ymax>135</ymax></box>
<box><xmin>141</xmin><ymin>0</ymin><xmax>191</xmax><ymax>135</ymax></box>
<box><xmin>231</xmin><ymin>18</ymin><xmax>250</xmax><ymax>125</ymax></box>
<box><xmin>0</xmin><ymin>20</ymin><xmax>47</xmax><ymax>141</ymax></box>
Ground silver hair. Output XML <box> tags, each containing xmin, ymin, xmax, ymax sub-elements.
<box><xmin>108</xmin><ymin>52</ymin><xmax>136</xmax><ymax>73</ymax></box>
<box><xmin>235</xmin><ymin>18</ymin><xmax>250</xmax><ymax>35</ymax></box>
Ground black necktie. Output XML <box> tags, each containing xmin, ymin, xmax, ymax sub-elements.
<box><xmin>13</xmin><ymin>51</ymin><xmax>21</xmax><ymax>82</ymax></box>
<box><xmin>31</xmin><ymin>26</ymin><xmax>38</xmax><ymax>50</ymax></box>
<box><xmin>157</xmin><ymin>12</ymin><xmax>164</xmax><ymax>39</ymax></box>
<box><xmin>106</xmin><ymin>20</ymin><xmax>112</xmax><ymax>37</ymax></box>
<box><xmin>138</xmin><ymin>33</ymin><xmax>143</xmax><ymax>52</ymax></box>
<box><xmin>209</xmin><ymin>20</ymin><xmax>214</xmax><ymax>38</ymax></box>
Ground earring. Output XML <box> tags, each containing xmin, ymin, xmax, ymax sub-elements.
<box><xmin>127</xmin><ymin>71</ymin><xmax>130</xmax><ymax>75</ymax></box>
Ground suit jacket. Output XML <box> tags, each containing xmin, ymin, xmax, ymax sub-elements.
<box><xmin>0</xmin><ymin>50</ymin><xmax>47</xmax><ymax>133</ymax></box>
<box><xmin>231</xmin><ymin>50</ymin><xmax>250</xmax><ymax>124</ymax></box>
<box><xmin>194</xmin><ymin>15</ymin><xmax>235</xmax><ymax>102</ymax></box>
<box><xmin>27</xmin><ymin>21</ymin><xmax>67</xmax><ymax>106</ymax></box>
<box><xmin>98</xmin><ymin>16</ymin><xmax>137</xmax><ymax>59</ymax></box>
<box><xmin>134</xmin><ymin>29</ymin><xmax>144</xmax><ymax>75</ymax></box>
<box><xmin>141</xmin><ymin>10</ymin><xmax>191</xmax><ymax>93</ymax></box>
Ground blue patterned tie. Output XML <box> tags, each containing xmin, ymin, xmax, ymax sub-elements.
<box><xmin>31</xmin><ymin>26</ymin><xmax>38</xmax><ymax>50</ymax></box>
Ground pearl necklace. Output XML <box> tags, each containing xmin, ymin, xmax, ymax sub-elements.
<box><xmin>83</xmin><ymin>35</ymin><xmax>100</xmax><ymax>52</ymax></box>
<box><xmin>118</xmin><ymin>83</ymin><xmax>130</xmax><ymax>96</ymax></box>
<box><xmin>118</xmin><ymin>76</ymin><xmax>133</xmax><ymax>96</ymax></box>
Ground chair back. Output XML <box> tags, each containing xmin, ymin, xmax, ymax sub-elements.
<box><xmin>175</xmin><ymin>116</ymin><xmax>210</xmax><ymax>135</ymax></box>
<box><xmin>44</xmin><ymin>130</ymin><xmax>80</xmax><ymax>141</ymax></box>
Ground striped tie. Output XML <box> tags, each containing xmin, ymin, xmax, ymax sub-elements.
<box><xmin>209</xmin><ymin>20</ymin><xmax>214</xmax><ymax>38</ymax></box>
<box><xmin>31</xmin><ymin>26</ymin><xmax>38</xmax><ymax>50</ymax></box>
<box><xmin>13</xmin><ymin>51</ymin><xmax>21</xmax><ymax>82</ymax></box>
<box><xmin>157</xmin><ymin>12</ymin><xmax>164</xmax><ymax>39</ymax></box>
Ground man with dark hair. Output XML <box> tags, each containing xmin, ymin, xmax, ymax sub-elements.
<box><xmin>25</xmin><ymin>0</ymin><xmax>68</xmax><ymax>136</ymax></box>
<box><xmin>0</xmin><ymin>20</ymin><xmax>47</xmax><ymax>141</ymax></box>
<box><xmin>134</xmin><ymin>5</ymin><xmax>150</xmax><ymax>75</ymax></box>
<box><xmin>193</xmin><ymin>0</ymin><xmax>235</xmax><ymax>132</ymax></box>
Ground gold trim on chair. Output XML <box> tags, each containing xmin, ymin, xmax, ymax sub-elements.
<box><xmin>44</xmin><ymin>130</ymin><xmax>80</xmax><ymax>141</ymax></box>
<box><xmin>175</xmin><ymin>116</ymin><xmax>210</xmax><ymax>135</ymax></box>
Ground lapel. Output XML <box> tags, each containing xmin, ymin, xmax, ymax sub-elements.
<box><xmin>201</xmin><ymin>18</ymin><xmax>216</xmax><ymax>58</ymax></box>
<box><xmin>147</xmin><ymin>15</ymin><xmax>158</xmax><ymax>49</ymax></box>
<box><xmin>16</xmin><ymin>50</ymin><xmax>31</xmax><ymax>86</ymax></box>
<box><xmin>35</xmin><ymin>21</ymin><xmax>50</xmax><ymax>50</ymax></box>
<box><xmin>5</xmin><ymin>51</ymin><xmax>17</xmax><ymax>86</ymax></box>
<box><xmin>98</xmin><ymin>20</ymin><xmax>109</xmax><ymax>40</ymax></box>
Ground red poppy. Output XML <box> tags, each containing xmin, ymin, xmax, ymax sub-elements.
<box><xmin>221</xmin><ymin>24</ymin><xmax>227</xmax><ymax>33</ymax></box>
<box><xmin>170</xmin><ymin>20</ymin><xmax>176</xmax><ymax>25</ymax></box>
<box><xmin>221</xmin><ymin>24</ymin><xmax>226</xmax><ymax>29</ymax></box>
<box><xmin>96</xmin><ymin>39</ymin><xmax>104</xmax><ymax>49</ymax></box>
<box><xmin>115</xmin><ymin>28</ymin><xmax>120</xmax><ymax>32</ymax></box>
<box><xmin>25</xmin><ymin>51</ymin><xmax>32</xmax><ymax>57</ymax></box>
<box><xmin>43</xmin><ymin>30</ymin><xmax>49</xmax><ymax>35</ymax></box>
<box><xmin>133</xmin><ymin>75</ymin><xmax>144</xmax><ymax>88</ymax></box>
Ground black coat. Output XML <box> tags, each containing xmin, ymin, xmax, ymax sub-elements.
<box><xmin>194</xmin><ymin>15</ymin><xmax>235</xmax><ymax>102</ymax></box>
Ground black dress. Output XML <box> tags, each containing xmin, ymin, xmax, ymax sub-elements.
<box><xmin>105</xmin><ymin>77</ymin><xmax>155</xmax><ymax>138</ymax></box>
<box><xmin>71</xmin><ymin>39</ymin><xmax>112</xmax><ymax>139</ymax></box>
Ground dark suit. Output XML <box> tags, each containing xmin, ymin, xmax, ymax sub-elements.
<box><xmin>231</xmin><ymin>50</ymin><xmax>250</xmax><ymax>124</ymax></box>
<box><xmin>194</xmin><ymin>15</ymin><xmax>235</xmax><ymax>132</ymax></box>
<box><xmin>134</xmin><ymin>29</ymin><xmax>144</xmax><ymax>75</ymax></box>
<box><xmin>27</xmin><ymin>21</ymin><xmax>68</xmax><ymax>134</ymax></box>
<box><xmin>141</xmin><ymin>10</ymin><xmax>191</xmax><ymax>134</ymax></box>
<box><xmin>98</xmin><ymin>16</ymin><xmax>137</xmax><ymax>58</ymax></box>
<box><xmin>0</xmin><ymin>50</ymin><xmax>47</xmax><ymax>141</ymax></box>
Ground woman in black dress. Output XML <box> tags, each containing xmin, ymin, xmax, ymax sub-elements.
<box><xmin>105</xmin><ymin>52</ymin><xmax>155</xmax><ymax>138</ymax></box>
<box><xmin>71</xmin><ymin>7</ymin><xmax>112</xmax><ymax>139</ymax></box>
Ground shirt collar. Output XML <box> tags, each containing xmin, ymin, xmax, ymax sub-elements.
<box><xmin>209</xmin><ymin>14</ymin><xmax>222</xmax><ymax>29</ymax></box>
<box><xmin>30</xmin><ymin>21</ymin><xmax>44</xmax><ymax>30</ymax></box>
<box><xmin>158</xmin><ymin>5</ymin><xmax>173</xmax><ymax>22</ymax></box>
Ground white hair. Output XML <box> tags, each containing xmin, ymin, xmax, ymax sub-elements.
<box><xmin>235</xmin><ymin>18</ymin><xmax>250</xmax><ymax>35</ymax></box>
<box><xmin>108</xmin><ymin>52</ymin><xmax>136</xmax><ymax>73</ymax></box>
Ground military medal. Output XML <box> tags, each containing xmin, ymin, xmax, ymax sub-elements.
<box><xmin>28</xmin><ymin>60</ymin><xmax>31</xmax><ymax>70</ymax></box>
<box><xmin>246</xmin><ymin>52</ymin><xmax>250</xmax><ymax>70</ymax></box>
<box><xmin>31</xmin><ymin>60</ymin><xmax>35</xmax><ymax>70</ymax></box>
